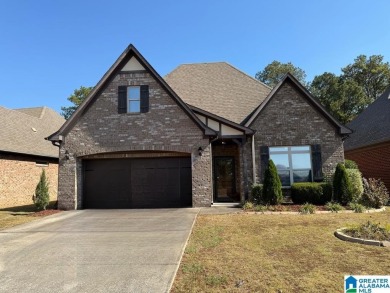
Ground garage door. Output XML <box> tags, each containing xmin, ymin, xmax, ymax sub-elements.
<box><xmin>83</xmin><ymin>157</ymin><xmax>192</xmax><ymax>208</ymax></box>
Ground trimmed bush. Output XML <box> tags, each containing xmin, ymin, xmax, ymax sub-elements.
<box><xmin>251</xmin><ymin>184</ymin><xmax>263</xmax><ymax>205</ymax></box>
<box><xmin>242</xmin><ymin>201</ymin><xmax>254</xmax><ymax>210</ymax></box>
<box><xmin>348</xmin><ymin>202</ymin><xmax>366</xmax><ymax>213</ymax></box>
<box><xmin>262</xmin><ymin>160</ymin><xmax>283</xmax><ymax>205</ymax></box>
<box><xmin>346</xmin><ymin>169</ymin><xmax>364</xmax><ymax>203</ymax></box>
<box><xmin>33</xmin><ymin>169</ymin><xmax>50</xmax><ymax>210</ymax></box>
<box><xmin>291</xmin><ymin>182</ymin><xmax>332</xmax><ymax>205</ymax></box>
<box><xmin>361</xmin><ymin>178</ymin><xmax>389</xmax><ymax>208</ymax></box>
<box><xmin>333</xmin><ymin>163</ymin><xmax>353</xmax><ymax>205</ymax></box>
<box><xmin>299</xmin><ymin>203</ymin><xmax>316</xmax><ymax>214</ymax></box>
<box><xmin>344</xmin><ymin>159</ymin><xmax>359</xmax><ymax>169</ymax></box>
<box><xmin>325</xmin><ymin>201</ymin><xmax>344</xmax><ymax>213</ymax></box>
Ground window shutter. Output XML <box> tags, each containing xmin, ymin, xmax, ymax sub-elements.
<box><xmin>260</xmin><ymin>146</ymin><xmax>269</xmax><ymax>183</ymax></box>
<box><xmin>311</xmin><ymin>144</ymin><xmax>323</xmax><ymax>182</ymax></box>
<box><xmin>140</xmin><ymin>85</ymin><xmax>149</xmax><ymax>113</ymax></box>
<box><xmin>118</xmin><ymin>86</ymin><xmax>127</xmax><ymax>114</ymax></box>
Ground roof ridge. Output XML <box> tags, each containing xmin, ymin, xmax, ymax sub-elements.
<box><xmin>222</xmin><ymin>62</ymin><xmax>272</xmax><ymax>90</ymax></box>
<box><xmin>39</xmin><ymin>106</ymin><xmax>47</xmax><ymax>119</ymax></box>
<box><xmin>2</xmin><ymin>106</ymin><xmax>42</xmax><ymax>120</ymax></box>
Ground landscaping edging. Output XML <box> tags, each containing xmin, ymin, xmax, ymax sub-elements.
<box><xmin>335</xmin><ymin>228</ymin><xmax>390</xmax><ymax>247</ymax></box>
<box><xmin>243</xmin><ymin>206</ymin><xmax>386</xmax><ymax>215</ymax></box>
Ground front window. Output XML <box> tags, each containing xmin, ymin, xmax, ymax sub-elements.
<box><xmin>128</xmin><ymin>86</ymin><xmax>140</xmax><ymax>113</ymax></box>
<box><xmin>269</xmin><ymin>146</ymin><xmax>312</xmax><ymax>187</ymax></box>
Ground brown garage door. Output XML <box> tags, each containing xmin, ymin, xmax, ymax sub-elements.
<box><xmin>83</xmin><ymin>157</ymin><xmax>192</xmax><ymax>208</ymax></box>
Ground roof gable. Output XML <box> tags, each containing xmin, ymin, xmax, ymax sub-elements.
<box><xmin>245</xmin><ymin>73</ymin><xmax>352</xmax><ymax>135</ymax></box>
<box><xmin>164</xmin><ymin>62</ymin><xmax>271</xmax><ymax>124</ymax></box>
<box><xmin>345</xmin><ymin>86</ymin><xmax>390</xmax><ymax>150</ymax></box>
<box><xmin>48</xmin><ymin>45</ymin><xmax>215</xmax><ymax>141</ymax></box>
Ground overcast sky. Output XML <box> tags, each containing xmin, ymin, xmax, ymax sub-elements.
<box><xmin>1</xmin><ymin>0</ymin><xmax>389</xmax><ymax>113</ymax></box>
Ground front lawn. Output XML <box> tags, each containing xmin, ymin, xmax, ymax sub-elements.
<box><xmin>0</xmin><ymin>204</ymin><xmax>61</xmax><ymax>230</ymax></box>
<box><xmin>172</xmin><ymin>209</ymin><xmax>390</xmax><ymax>292</ymax></box>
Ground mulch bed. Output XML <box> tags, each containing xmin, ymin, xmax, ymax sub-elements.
<box><xmin>31</xmin><ymin>209</ymin><xmax>62</xmax><ymax>217</ymax></box>
<box><xmin>265</xmin><ymin>204</ymin><xmax>329</xmax><ymax>212</ymax></box>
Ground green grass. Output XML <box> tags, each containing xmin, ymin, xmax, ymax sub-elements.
<box><xmin>172</xmin><ymin>208</ymin><xmax>390</xmax><ymax>293</ymax></box>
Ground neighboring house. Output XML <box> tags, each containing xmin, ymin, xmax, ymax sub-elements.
<box><xmin>48</xmin><ymin>44</ymin><xmax>351</xmax><ymax>210</ymax></box>
<box><xmin>344</xmin><ymin>87</ymin><xmax>390</xmax><ymax>191</ymax></box>
<box><xmin>0</xmin><ymin>106</ymin><xmax>65</xmax><ymax>208</ymax></box>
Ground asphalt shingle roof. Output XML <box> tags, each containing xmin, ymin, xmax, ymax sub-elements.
<box><xmin>164</xmin><ymin>62</ymin><xmax>271</xmax><ymax>124</ymax></box>
<box><xmin>344</xmin><ymin>87</ymin><xmax>390</xmax><ymax>151</ymax></box>
<box><xmin>0</xmin><ymin>106</ymin><xmax>65</xmax><ymax>158</ymax></box>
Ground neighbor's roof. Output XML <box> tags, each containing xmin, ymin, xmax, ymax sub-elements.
<box><xmin>0</xmin><ymin>106</ymin><xmax>65</xmax><ymax>158</ymax></box>
<box><xmin>345</xmin><ymin>87</ymin><xmax>390</xmax><ymax>151</ymax></box>
<box><xmin>164</xmin><ymin>62</ymin><xmax>271</xmax><ymax>124</ymax></box>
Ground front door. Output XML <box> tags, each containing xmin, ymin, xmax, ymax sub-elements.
<box><xmin>213</xmin><ymin>157</ymin><xmax>238</xmax><ymax>202</ymax></box>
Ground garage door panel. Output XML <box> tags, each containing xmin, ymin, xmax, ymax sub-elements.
<box><xmin>84</xmin><ymin>157</ymin><xmax>191</xmax><ymax>208</ymax></box>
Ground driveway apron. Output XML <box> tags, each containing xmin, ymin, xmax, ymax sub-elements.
<box><xmin>0</xmin><ymin>209</ymin><xmax>199</xmax><ymax>293</ymax></box>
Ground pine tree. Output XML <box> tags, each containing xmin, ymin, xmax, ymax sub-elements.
<box><xmin>263</xmin><ymin>160</ymin><xmax>283</xmax><ymax>205</ymax></box>
<box><xmin>34</xmin><ymin>169</ymin><xmax>50</xmax><ymax>210</ymax></box>
<box><xmin>333</xmin><ymin>163</ymin><xmax>352</xmax><ymax>205</ymax></box>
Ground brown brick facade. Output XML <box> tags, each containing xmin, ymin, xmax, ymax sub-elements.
<box><xmin>0</xmin><ymin>153</ymin><xmax>58</xmax><ymax>209</ymax></box>
<box><xmin>58</xmin><ymin>70</ymin><xmax>212</xmax><ymax>210</ymax></box>
<box><xmin>345</xmin><ymin>141</ymin><xmax>390</xmax><ymax>191</ymax></box>
<box><xmin>246</xmin><ymin>81</ymin><xmax>345</xmax><ymax>190</ymax></box>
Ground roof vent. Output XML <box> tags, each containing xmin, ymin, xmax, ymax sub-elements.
<box><xmin>31</xmin><ymin>127</ymin><xmax>37</xmax><ymax>132</ymax></box>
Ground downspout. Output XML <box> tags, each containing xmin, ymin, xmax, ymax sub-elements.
<box><xmin>252</xmin><ymin>135</ymin><xmax>256</xmax><ymax>184</ymax></box>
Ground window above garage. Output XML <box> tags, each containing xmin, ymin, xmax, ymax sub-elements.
<box><xmin>118</xmin><ymin>85</ymin><xmax>149</xmax><ymax>114</ymax></box>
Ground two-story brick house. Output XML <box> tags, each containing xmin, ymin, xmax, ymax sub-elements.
<box><xmin>48</xmin><ymin>45</ymin><xmax>351</xmax><ymax>209</ymax></box>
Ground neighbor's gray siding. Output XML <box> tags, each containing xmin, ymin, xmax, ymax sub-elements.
<box><xmin>58</xmin><ymin>71</ymin><xmax>211</xmax><ymax>210</ymax></box>
<box><xmin>246</xmin><ymin>81</ymin><xmax>344</xmax><ymax>188</ymax></box>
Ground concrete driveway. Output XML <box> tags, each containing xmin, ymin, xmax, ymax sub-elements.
<box><xmin>0</xmin><ymin>208</ymin><xmax>199</xmax><ymax>293</ymax></box>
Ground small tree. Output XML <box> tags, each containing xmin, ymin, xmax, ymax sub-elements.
<box><xmin>263</xmin><ymin>160</ymin><xmax>283</xmax><ymax>205</ymax></box>
<box><xmin>33</xmin><ymin>169</ymin><xmax>50</xmax><ymax>210</ymax></box>
<box><xmin>333</xmin><ymin>163</ymin><xmax>353</xmax><ymax>205</ymax></box>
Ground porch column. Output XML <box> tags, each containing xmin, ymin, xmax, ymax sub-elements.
<box><xmin>192</xmin><ymin>143</ymin><xmax>213</xmax><ymax>207</ymax></box>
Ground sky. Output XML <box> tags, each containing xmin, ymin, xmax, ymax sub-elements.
<box><xmin>1</xmin><ymin>0</ymin><xmax>390</xmax><ymax>114</ymax></box>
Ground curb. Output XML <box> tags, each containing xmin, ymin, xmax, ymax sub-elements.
<box><xmin>334</xmin><ymin>228</ymin><xmax>390</xmax><ymax>247</ymax></box>
<box><xmin>167</xmin><ymin>208</ymin><xmax>201</xmax><ymax>292</ymax></box>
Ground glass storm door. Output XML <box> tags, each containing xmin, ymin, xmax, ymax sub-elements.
<box><xmin>214</xmin><ymin>157</ymin><xmax>237</xmax><ymax>202</ymax></box>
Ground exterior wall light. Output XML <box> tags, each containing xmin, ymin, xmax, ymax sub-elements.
<box><xmin>198</xmin><ymin>147</ymin><xmax>203</xmax><ymax>156</ymax></box>
<box><xmin>64</xmin><ymin>150</ymin><xmax>70</xmax><ymax>160</ymax></box>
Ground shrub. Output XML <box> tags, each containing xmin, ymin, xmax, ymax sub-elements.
<box><xmin>291</xmin><ymin>182</ymin><xmax>332</xmax><ymax>205</ymax></box>
<box><xmin>33</xmin><ymin>169</ymin><xmax>50</xmax><ymax>210</ymax></box>
<box><xmin>262</xmin><ymin>160</ymin><xmax>283</xmax><ymax>205</ymax></box>
<box><xmin>346</xmin><ymin>169</ymin><xmax>364</xmax><ymax>203</ymax></box>
<box><xmin>344</xmin><ymin>159</ymin><xmax>359</xmax><ymax>169</ymax></box>
<box><xmin>333</xmin><ymin>163</ymin><xmax>353</xmax><ymax>205</ymax></box>
<box><xmin>325</xmin><ymin>201</ymin><xmax>344</xmax><ymax>213</ymax></box>
<box><xmin>242</xmin><ymin>201</ymin><xmax>254</xmax><ymax>210</ymax></box>
<box><xmin>254</xmin><ymin>205</ymin><xmax>267</xmax><ymax>213</ymax></box>
<box><xmin>361</xmin><ymin>178</ymin><xmax>389</xmax><ymax>208</ymax></box>
<box><xmin>251</xmin><ymin>184</ymin><xmax>263</xmax><ymax>205</ymax></box>
<box><xmin>348</xmin><ymin>202</ymin><xmax>366</xmax><ymax>213</ymax></box>
<box><xmin>299</xmin><ymin>203</ymin><xmax>316</xmax><ymax>214</ymax></box>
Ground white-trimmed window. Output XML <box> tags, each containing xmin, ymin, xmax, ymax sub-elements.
<box><xmin>269</xmin><ymin>146</ymin><xmax>312</xmax><ymax>187</ymax></box>
<box><xmin>128</xmin><ymin>86</ymin><xmax>141</xmax><ymax>113</ymax></box>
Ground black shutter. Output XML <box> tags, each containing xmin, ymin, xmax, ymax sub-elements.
<box><xmin>140</xmin><ymin>85</ymin><xmax>149</xmax><ymax>113</ymax></box>
<box><xmin>260</xmin><ymin>146</ymin><xmax>269</xmax><ymax>183</ymax></box>
<box><xmin>118</xmin><ymin>86</ymin><xmax>127</xmax><ymax>114</ymax></box>
<box><xmin>311</xmin><ymin>144</ymin><xmax>323</xmax><ymax>182</ymax></box>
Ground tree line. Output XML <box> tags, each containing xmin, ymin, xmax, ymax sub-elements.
<box><xmin>61</xmin><ymin>54</ymin><xmax>390</xmax><ymax>124</ymax></box>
